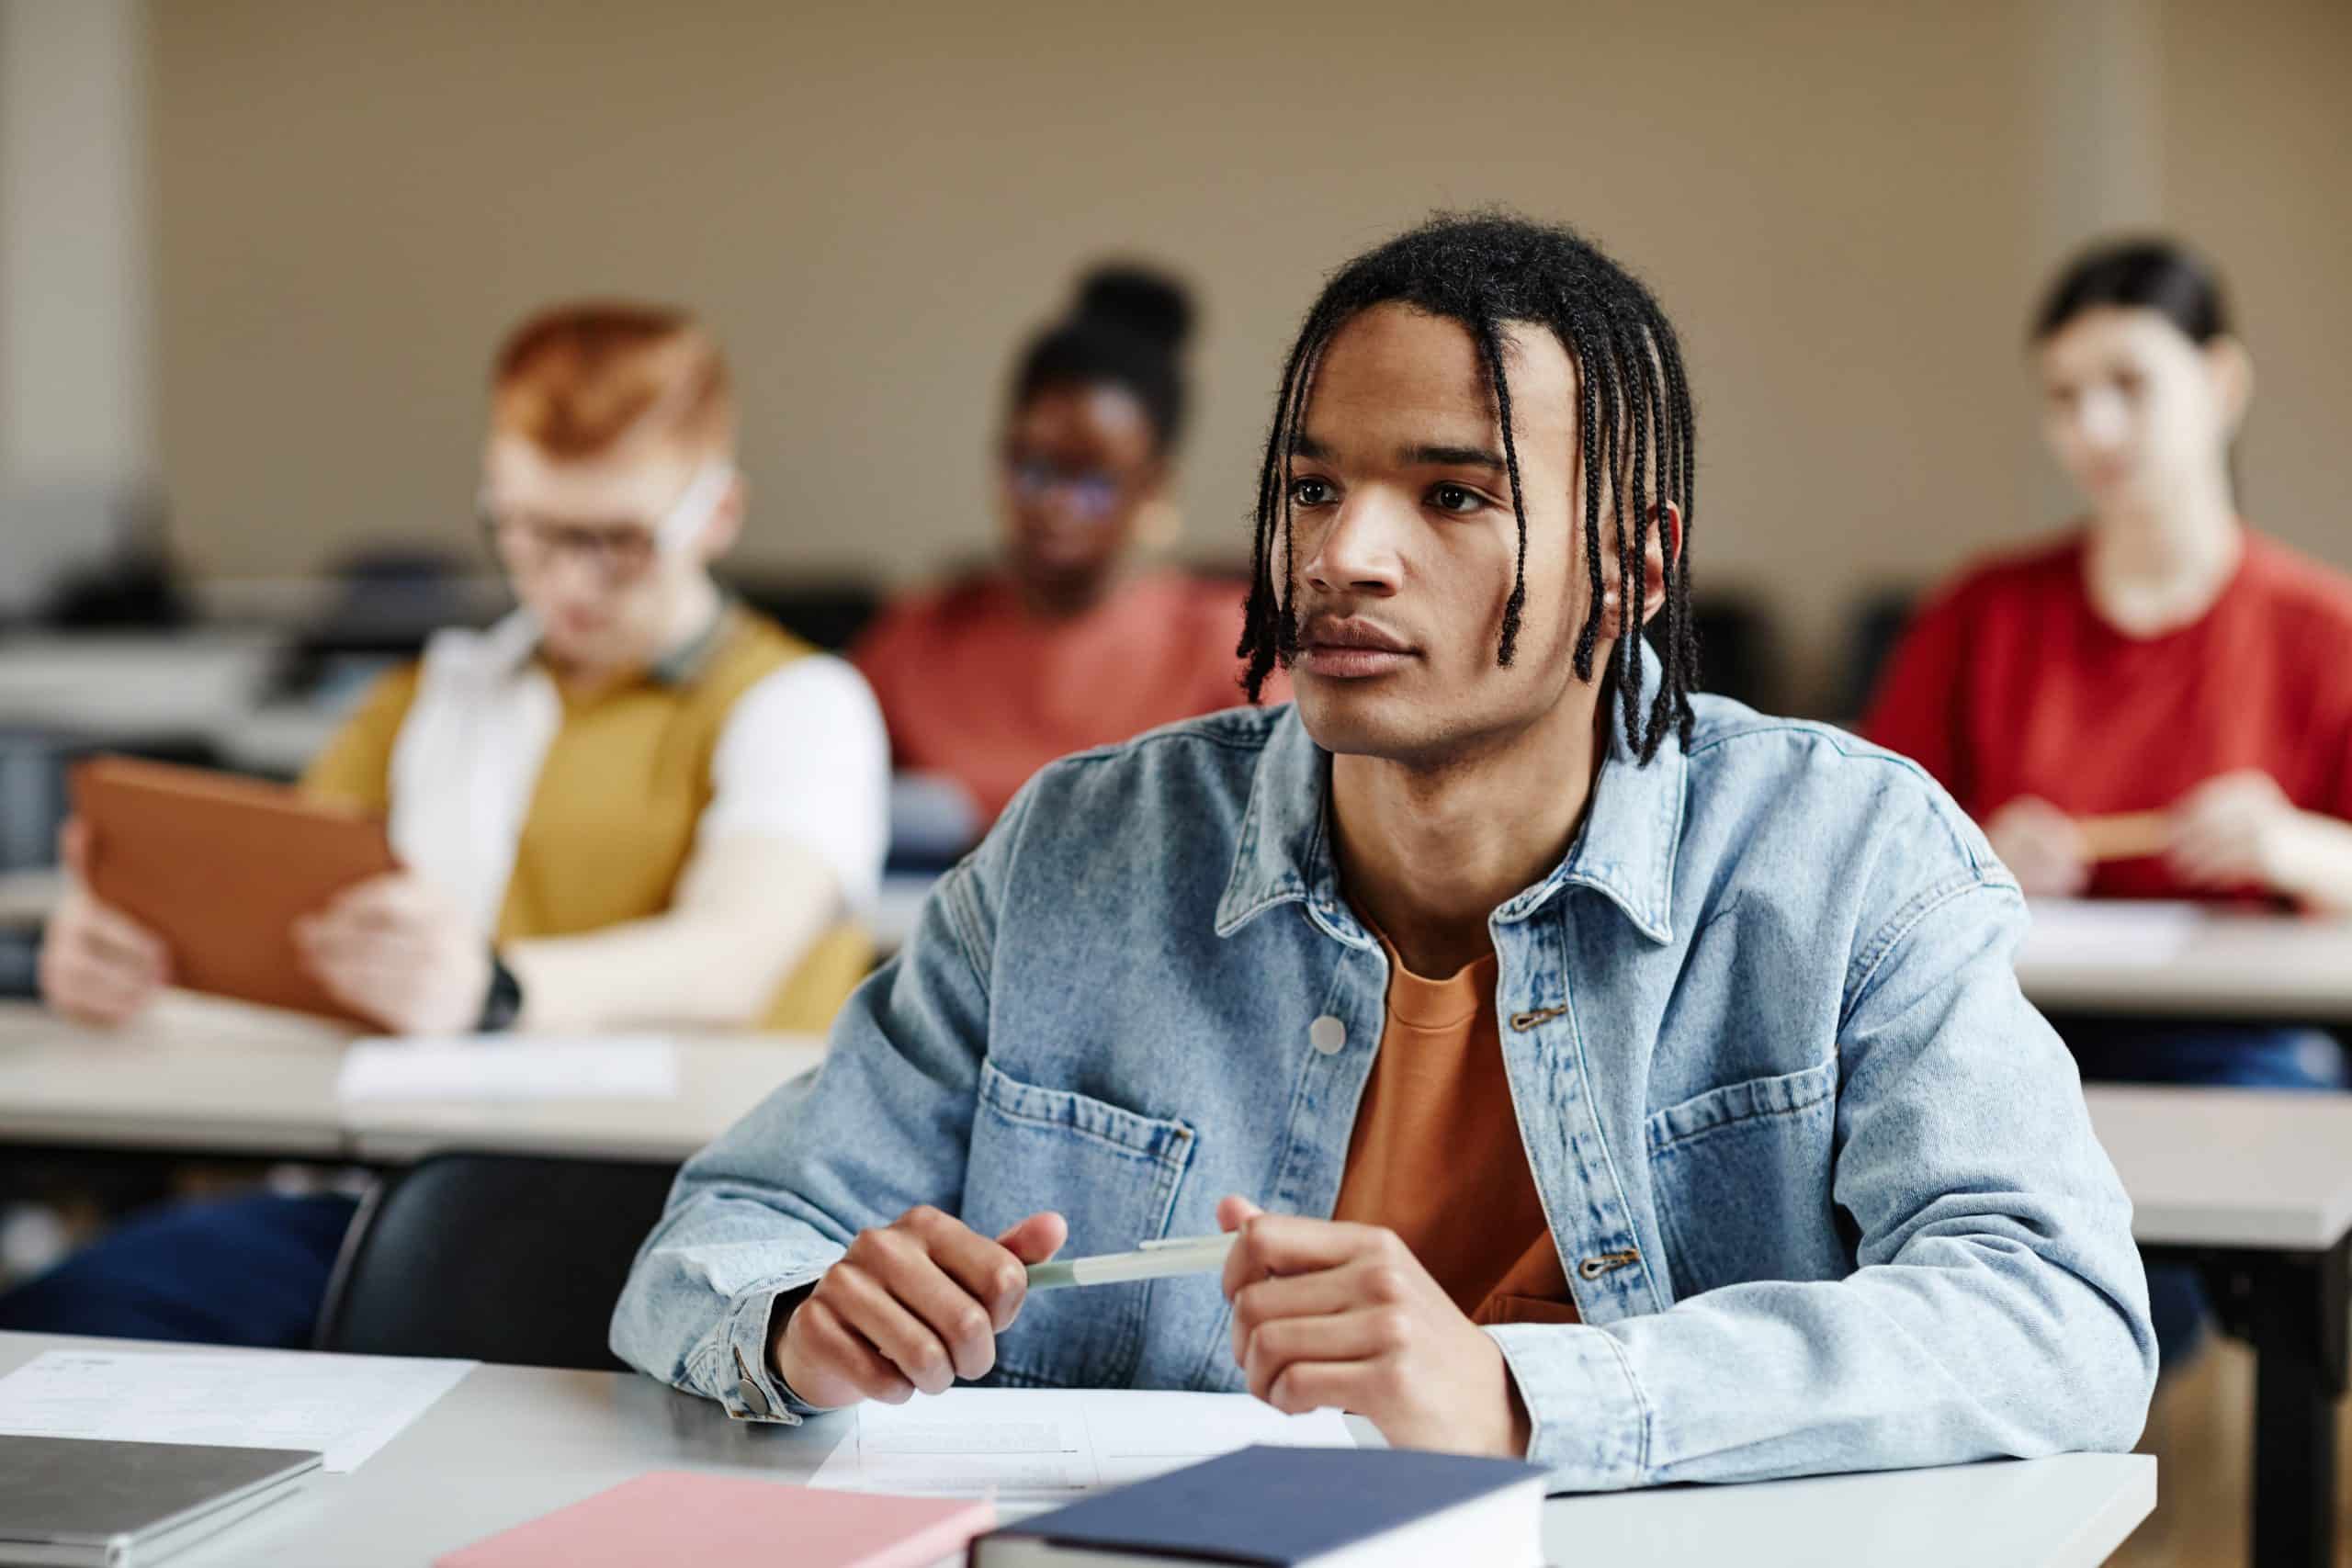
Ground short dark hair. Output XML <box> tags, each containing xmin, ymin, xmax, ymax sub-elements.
<box><xmin>1238</xmin><ymin>211</ymin><xmax>1698</xmax><ymax>762</ymax></box>
<box><xmin>1012</xmin><ymin>264</ymin><xmax>1195</xmax><ymax>454</ymax></box>
<box><xmin>2033</xmin><ymin>238</ymin><xmax>2230</xmax><ymax>345</ymax></box>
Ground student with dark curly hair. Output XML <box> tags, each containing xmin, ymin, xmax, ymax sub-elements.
<box><xmin>621</xmin><ymin>213</ymin><xmax>2152</xmax><ymax>1487</ymax></box>
<box><xmin>854</xmin><ymin>265</ymin><xmax>1277</xmax><ymax>832</ymax></box>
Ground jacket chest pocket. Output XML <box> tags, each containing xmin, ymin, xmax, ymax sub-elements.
<box><xmin>962</xmin><ymin>1059</ymin><xmax>1195</xmax><ymax>1389</ymax></box>
<box><xmin>1646</xmin><ymin>1055</ymin><xmax>1847</xmax><ymax>1298</ymax></box>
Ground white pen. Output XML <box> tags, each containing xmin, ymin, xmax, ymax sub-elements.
<box><xmin>1024</xmin><ymin>1233</ymin><xmax>1238</xmax><ymax>1292</ymax></box>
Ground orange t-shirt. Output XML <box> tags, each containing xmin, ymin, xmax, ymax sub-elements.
<box><xmin>1332</xmin><ymin>934</ymin><xmax>1579</xmax><ymax>1328</ymax></box>
<box><xmin>853</xmin><ymin>570</ymin><xmax>1284</xmax><ymax>826</ymax></box>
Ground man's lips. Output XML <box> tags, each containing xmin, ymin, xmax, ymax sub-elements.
<box><xmin>1299</xmin><ymin>617</ymin><xmax>1417</xmax><ymax>677</ymax></box>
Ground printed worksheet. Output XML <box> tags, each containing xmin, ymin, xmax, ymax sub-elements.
<box><xmin>809</xmin><ymin>1388</ymin><xmax>1356</xmax><ymax>1504</ymax></box>
<box><xmin>0</xmin><ymin>1348</ymin><xmax>476</xmax><ymax>1471</ymax></box>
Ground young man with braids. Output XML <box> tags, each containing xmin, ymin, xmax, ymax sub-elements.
<box><xmin>616</xmin><ymin>214</ymin><xmax>2154</xmax><ymax>1486</ymax></box>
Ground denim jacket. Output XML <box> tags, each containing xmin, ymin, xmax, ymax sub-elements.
<box><xmin>612</xmin><ymin>667</ymin><xmax>2155</xmax><ymax>1490</ymax></box>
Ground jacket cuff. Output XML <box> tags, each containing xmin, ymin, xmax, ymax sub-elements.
<box><xmin>1487</xmin><ymin>1323</ymin><xmax>1651</xmax><ymax>1491</ymax></box>
<box><xmin>709</xmin><ymin>1276</ymin><xmax>826</xmax><ymax>1426</ymax></box>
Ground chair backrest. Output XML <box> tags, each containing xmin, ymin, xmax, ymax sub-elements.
<box><xmin>315</xmin><ymin>1153</ymin><xmax>678</xmax><ymax>1371</ymax></box>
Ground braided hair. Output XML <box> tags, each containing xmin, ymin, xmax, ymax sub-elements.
<box><xmin>1238</xmin><ymin>211</ymin><xmax>1698</xmax><ymax>763</ymax></box>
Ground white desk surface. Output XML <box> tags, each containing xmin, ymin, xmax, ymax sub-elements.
<box><xmin>0</xmin><ymin>868</ymin><xmax>59</xmax><ymax>928</ymax></box>
<box><xmin>0</xmin><ymin>999</ymin><xmax>819</xmax><ymax>1166</ymax></box>
<box><xmin>2016</xmin><ymin>899</ymin><xmax>2352</xmax><ymax>1021</ymax></box>
<box><xmin>342</xmin><ymin>1036</ymin><xmax>825</xmax><ymax>1163</ymax></box>
<box><xmin>2086</xmin><ymin>1082</ymin><xmax>2352</xmax><ymax>1252</ymax></box>
<box><xmin>0</xmin><ymin>995</ymin><xmax>350</xmax><ymax>1156</ymax></box>
<box><xmin>0</xmin><ymin>634</ymin><xmax>279</xmax><ymax>736</ymax></box>
<box><xmin>212</xmin><ymin>700</ymin><xmax>350</xmax><ymax>779</ymax></box>
<box><xmin>0</xmin><ymin>1333</ymin><xmax>2151</xmax><ymax>1568</ymax></box>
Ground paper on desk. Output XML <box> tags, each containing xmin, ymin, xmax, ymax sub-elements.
<box><xmin>335</xmin><ymin>1036</ymin><xmax>680</xmax><ymax>1102</ymax></box>
<box><xmin>809</xmin><ymin>1388</ymin><xmax>1355</xmax><ymax>1504</ymax></box>
<box><xmin>0</xmin><ymin>1348</ymin><xmax>475</xmax><ymax>1472</ymax></box>
<box><xmin>2020</xmin><ymin>898</ymin><xmax>2203</xmax><ymax>968</ymax></box>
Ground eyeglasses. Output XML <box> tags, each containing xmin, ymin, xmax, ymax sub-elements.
<box><xmin>1005</xmin><ymin>457</ymin><xmax>1129</xmax><ymax>523</ymax></box>
<box><xmin>477</xmin><ymin>460</ymin><xmax>736</xmax><ymax>585</ymax></box>
<box><xmin>479</xmin><ymin>513</ymin><xmax>660</xmax><ymax>584</ymax></box>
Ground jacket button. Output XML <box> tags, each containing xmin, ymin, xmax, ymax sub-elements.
<box><xmin>1309</xmin><ymin>1015</ymin><xmax>1347</xmax><ymax>1055</ymax></box>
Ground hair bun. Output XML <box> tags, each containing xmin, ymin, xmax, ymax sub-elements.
<box><xmin>1073</xmin><ymin>265</ymin><xmax>1194</xmax><ymax>355</ymax></box>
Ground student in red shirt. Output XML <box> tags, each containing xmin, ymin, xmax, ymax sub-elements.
<box><xmin>1867</xmin><ymin>237</ymin><xmax>2352</xmax><ymax>952</ymax></box>
<box><xmin>854</xmin><ymin>266</ymin><xmax>1279</xmax><ymax>837</ymax></box>
<box><xmin>1865</xmin><ymin>240</ymin><xmax>2352</xmax><ymax>1361</ymax></box>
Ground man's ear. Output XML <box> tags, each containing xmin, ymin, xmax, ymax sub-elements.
<box><xmin>699</xmin><ymin>474</ymin><xmax>748</xmax><ymax>561</ymax></box>
<box><xmin>1640</xmin><ymin>502</ymin><xmax>1679</xmax><ymax>628</ymax></box>
<box><xmin>1600</xmin><ymin>501</ymin><xmax>1678</xmax><ymax>637</ymax></box>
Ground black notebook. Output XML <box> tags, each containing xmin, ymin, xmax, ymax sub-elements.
<box><xmin>967</xmin><ymin>1445</ymin><xmax>1546</xmax><ymax>1567</ymax></box>
<box><xmin>0</xmin><ymin>1435</ymin><xmax>320</xmax><ymax>1566</ymax></box>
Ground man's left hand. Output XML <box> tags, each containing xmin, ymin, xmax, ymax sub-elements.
<box><xmin>1219</xmin><ymin>1195</ymin><xmax>1531</xmax><ymax>1458</ymax></box>
<box><xmin>295</xmin><ymin>872</ymin><xmax>493</xmax><ymax>1035</ymax></box>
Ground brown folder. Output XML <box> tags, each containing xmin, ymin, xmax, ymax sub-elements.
<box><xmin>72</xmin><ymin>756</ymin><xmax>398</xmax><ymax>1024</ymax></box>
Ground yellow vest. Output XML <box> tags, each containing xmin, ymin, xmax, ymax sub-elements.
<box><xmin>301</xmin><ymin>607</ymin><xmax>871</xmax><ymax>1032</ymax></box>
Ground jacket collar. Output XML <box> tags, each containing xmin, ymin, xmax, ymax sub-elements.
<box><xmin>1215</xmin><ymin>642</ymin><xmax>1686</xmax><ymax>947</ymax></box>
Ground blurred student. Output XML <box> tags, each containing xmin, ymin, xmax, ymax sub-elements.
<box><xmin>1866</xmin><ymin>239</ymin><xmax>2352</xmax><ymax>1079</ymax></box>
<box><xmin>9</xmin><ymin>302</ymin><xmax>888</xmax><ymax>1346</ymax></box>
<box><xmin>1863</xmin><ymin>242</ymin><xmax>2352</xmax><ymax>1363</ymax></box>
<box><xmin>853</xmin><ymin>265</ymin><xmax>1278</xmax><ymax>835</ymax></box>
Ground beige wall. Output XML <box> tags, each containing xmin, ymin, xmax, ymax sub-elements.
<box><xmin>2160</xmin><ymin>0</ymin><xmax>2352</xmax><ymax>570</ymax></box>
<box><xmin>150</xmin><ymin>0</ymin><xmax>2348</xmax><ymax>707</ymax></box>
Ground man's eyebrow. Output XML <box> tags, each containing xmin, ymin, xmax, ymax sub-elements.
<box><xmin>1288</xmin><ymin>433</ymin><xmax>1509</xmax><ymax>471</ymax></box>
<box><xmin>1400</xmin><ymin>443</ymin><xmax>1507</xmax><ymax>471</ymax></box>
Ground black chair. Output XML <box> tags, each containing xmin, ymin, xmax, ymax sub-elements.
<box><xmin>1683</xmin><ymin>593</ymin><xmax>1783</xmax><ymax>715</ymax></box>
<box><xmin>315</xmin><ymin>1153</ymin><xmax>679</xmax><ymax>1371</ymax></box>
<box><xmin>1836</xmin><ymin>587</ymin><xmax>1924</xmax><ymax>722</ymax></box>
<box><xmin>722</xmin><ymin>574</ymin><xmax>883</xmax><ymax>652</ymax></box>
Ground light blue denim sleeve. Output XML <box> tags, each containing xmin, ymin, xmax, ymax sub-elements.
<box><xmin>1489</xmin><ymin>879</ymin><xmax>2157</xmax><ymax>1490</ymax></box>
<box><xmin>606</xmin><ymin>802</ymin><xmax>1015</xmax><ymax>1421</ymax></box>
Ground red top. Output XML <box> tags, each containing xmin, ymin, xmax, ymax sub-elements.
<box><xmin>853</xmin><ymin>570</ymin><xmax>1284</xmax><ymax>826</ymax></box>
<box><xmin>1862</xmin><ymin>530</ymin><xmax>2352</xmax><ymax>901</ymax></box>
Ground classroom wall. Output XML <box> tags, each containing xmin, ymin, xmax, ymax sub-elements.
<box><xmin>0</xmin><ymin>0</ymin><xmax>153</xmax><ymax>612</ymax></box>
<box><xmin>2158</xmin><ymin>0</ymin><xmax>2352</xmax><ymax>570</ymax></box>
<box><xmin>147</xmin><ymin>0</ymin><xmax>2350</xmax><ymax>707</ymax></box>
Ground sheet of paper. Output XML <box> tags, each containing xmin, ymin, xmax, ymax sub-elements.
<box><xmin>2019</xmin><ymin>898</ymin><xmax>2203</xmax><ymax>968</ymax></box>
<box><xmin>0</xmin><ymin>1348</ymin><xmax>476</xmax><ymax>1472</ymax></box>
<box><xmin>810</xmin><ymin>1388</ymin><xmax>1356</xmax><ymax>1505</ymax></box>
<box><xmin>334</xmin><ymin>1037</ymin><xmax>680</xmax><ymax>1102</ymax></box>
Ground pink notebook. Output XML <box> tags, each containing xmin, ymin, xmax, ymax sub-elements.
<box><xmin>434</xmin><ymin>1472</ymin><xmax>998</xmax><ymax>1568</ymax></box>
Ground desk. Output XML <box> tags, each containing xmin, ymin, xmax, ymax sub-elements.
<box><xmin>2087</xmin><ymin>1084</ymin><xmax>2352</xmax><ymax>1567</ymax></box>
<box><xmin>0</xmin><ymin>1333</ymin><xmax>2151</xmax><ymax>1568</ymax></box>
<box><xmin>0</xmin><ymin>999</ymin><xmax>820</xmax><ymax>1166</ymax></box>
<box><xmin>0</xmin><ymin>635</ymin><xmax>278</xmax><ymax>739</ymax></box>
<box><xmin>0</xmin><ymin>869</ymin><xmax>57</xmax><ymax>930</ymax></box>
<box><xmin>2017</xmin><ymin>900</ymin><xmax>2352</xmax><ymax>1023</ymax></box>
<box><xmin>0</xmin><ymin>995</ymin><xmax>348</xmax><ymax>1157</ymax></box>
<box><xmin>343</xmin><ymin>1036</ymin><xmax>825</xmax><ymax>1163</ymax></box>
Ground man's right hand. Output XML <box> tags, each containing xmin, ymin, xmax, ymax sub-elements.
<box><xmin>38</xmin><ymin>820</ymin><xmax>170</xmax><ymax>1027</ymax></box>
<box><xmin>1984</xmin><ymin>795</ymin><xmax>2091</xmax><ymax>897</ymax></box>
<box><xmin>773</xmin><ymin>1206</ymin><xmax>1068</xmax><ymax>1409</ymax></box>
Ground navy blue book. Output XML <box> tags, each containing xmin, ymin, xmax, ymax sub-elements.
<box><xmin>967</xmin><ymin>1445</ymin><xmax>1547</xmax><ymax>1567</ymax></box>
